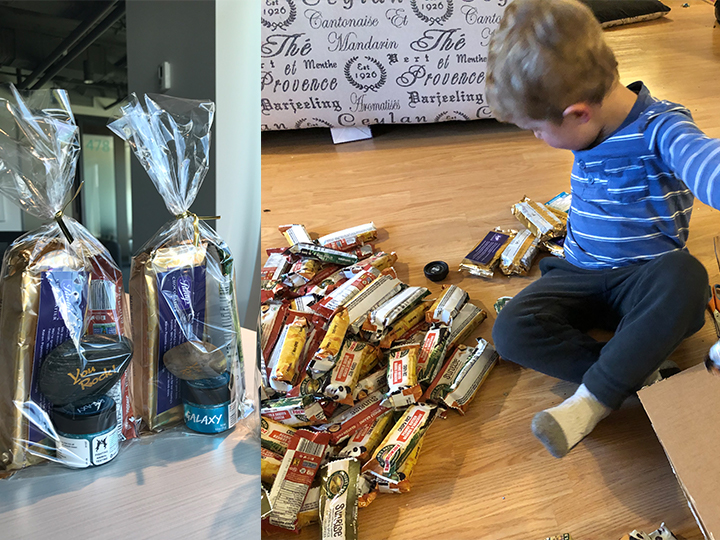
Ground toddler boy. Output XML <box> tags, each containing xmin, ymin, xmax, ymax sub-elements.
<box><xmin>488</xmin><ymin>0</ymin><xmax>718</xmax><ymax>457</ymax></box>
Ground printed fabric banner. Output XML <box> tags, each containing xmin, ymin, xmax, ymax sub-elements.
<box><xmin>261</xmin><ymin>0</ymin><xmax>508</xmax><ymax>131</ymax></box>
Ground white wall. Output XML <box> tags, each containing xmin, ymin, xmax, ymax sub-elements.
<box><xmin>215</xmin><ymin>0</ymin><xmax>261</xmax><ymax>332</ymax></box>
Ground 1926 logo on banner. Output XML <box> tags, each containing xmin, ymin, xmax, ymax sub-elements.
<box><xmin>344</xmin><ymin>56</ymin><xmax>387</xmax><ymax>92</ymax></box>
<box><xmin>262</xmin><ymin>0</ymin><xmax>297</xmax><ymax>31</ymax></box>
<box><xmin>411</xmin><ymin>0</ymin><xmax>454</xmax><ymax>25</ymax></box>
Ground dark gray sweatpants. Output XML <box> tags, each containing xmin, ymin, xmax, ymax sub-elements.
<box><xmin>491</xmin><ymin>251</ymin><xmax>709</xmax><ymax>409</ymax></box>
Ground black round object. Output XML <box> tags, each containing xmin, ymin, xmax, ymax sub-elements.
<box><xmin>424</xmin><ymin>260</ymin><xmax>449</xmax><ymax>282</ymax></box>
<box><xmin>182</xmin><ymin>371</ymin><xmax>231</xmax><ymax>406</ymax></box>
<box><xmin>53</xmin><ymin>395</ymin><xmax>116</xmax><ymax>435</ymax></box>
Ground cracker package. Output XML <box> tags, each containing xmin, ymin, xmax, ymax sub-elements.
<box><xmin>0</xmin><ymin>86</ymin><xmax>136</xmax><ymax>477</ymax></box>
<box><xmin>109</xmin><ymin>94</ymin><xmax>249</xmax><ymax>432</ymax></box>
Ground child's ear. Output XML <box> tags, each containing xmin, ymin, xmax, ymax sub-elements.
<box><xmin>562</xmin><ymin>103</ymin><xmax>593</xmax><ymax>124</ymax></box>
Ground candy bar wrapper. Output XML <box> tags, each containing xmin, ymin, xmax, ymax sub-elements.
<box><xmin>273</xmin><ymin>317</ymin><xmax>308</xmax><ymax>383</ymax></box>
<box><xmin>289</xmin><ymin>243</ymin><xmax>358</xmax><ymax>266</ymax></box>
<box><xmin>313</xmin><ymin>269</ymin><xmax>380</xmax><ymax>319</ymax></box>
<box><xmin>422</xmin><ymin>345</ymin><xmax>476</xmax><ymax>404</ymax></box>
<box><xmin>287</xmin><ymin>257</ymin><xmax>322</xmax><ymax>282</ymax></box>
<box><xmin>279</xmin><ymin>224</ymin><xmax>313</xmax><ymax>246</ymax></box>
<box><xmin>382</xmin><ymin>385</ymin><xmax>423</xmax><ymax>409</ymax></box>
<box><xmin>386</xmin><ymin>343</ymin><xmax>419</xmax><ymax>394</ymax></box>
<box><xmin>494</xmin><ymin>296</ymin><xmax>513</xmax><ymax>315</ymax></box>
<box><xmin>375</xmin><ymin>438</ymin><xmax>423</xmax><ymax>494</ymax></box>
<box><xmin>619</xmin><ymin>524</ymin><xmax>677</xmax><ymax>540</ymax></box>
<box><xmin>110</xmin><ymin>93</ymin><xmax>249</xmax><ymax>433</ymax></box>
<box><xmin>320</xmin><ymin>457</ymin><xmax>361</xmax><ymax>540</ymax></box>
<box><xmin>261</xmin><ymin>446</ymin><xmax>284</xmax><ymax>484</ymax></box>
<box><xmin>297</xmin><ymin>485</ymin><xmax>321</xmax><ymax>530</ymax></box>
<box><xmin>459</xmin><ymin>230</ymin><xmax>515</xmax><ymax>279</ymax></box>
<box><xmin>541</xmin><ymin>236</ymin><xmax>565</xmax><ymax>258</ymax></box>
<box><xmin>500</xmin><ymin>229</ymin><xmax>540</xmax><ymax>276</ymax></box>
<box><xmin>378</xmin><ymin>301</ymin><xmax>430</xmax><ymax>349</ymax></box>
<box><xmin>338</xmin><ymin>410</ymin><xmax>393</xmax><ymax>463</ymax></box>
<box><xmin>348</xmin><ymin>244</ymin><xmax>374</xmax><ymax>260</ymax></box>
<box><xmin>269</xmin><ymin>429</ymin><xmax>331</xmax><ymax>530</ymax></box>
<box><xmin>426</xmin><ymin>285</ymin><xmax>469</xmax><ymax>325</ymax></box>
<box><xmin>306</xmin><ymin>267</ymin><xmax>347</xmax><ymax>297</ymax></box>
<box><xmin>290</xmin><ymin>294</ymin><xmax>318</xmax><ymax>313</ymax></box>
<box><xmin>544</xmin><ymin>535</ymin><xmax>572</xmax><ymax>540</ymax></box>
<box><xmin>362</xmin><ymin>402</ymin><xmax>437</xmax><ymax>483</ymax></box>
<box><xmin>261</xmin><ymin>415</ymin><xmax>298</xmax><ymax>456</ymax></box>
<box><xmin>357</xmin><ymin>473</ymin><xmax>378</xmax><ymax>507</ymax></box>
<box><xmin>346</xmin><ymin>271</ymin><xmax>402</xmax><ymax>334</ymax></box>
<box><xmin>363</xmin><ymin>286</ymin><xmax>430</xmax><ymax>338</ymax></box>
<box><xmin>545</xmin><ymin>191</ymin><xmax>571</xmax><ymax>213</ymax></box>
<box><xmin>262</xmin><ymin>249</ymin><xmax>289</xmax><ymax>286</ymax></box>
<box><xmin>352</xmin><ymin>370</ymin><xmax>386</xmax><ymax>402</ymax></box>
<box><xmin>0</xmin><ymin>87</ymin><xmax>138</xmax><ymax>476</ymax></box>
<box><xmin>261</xmin><ymin>302</ymin><xmax>288</xmax><ymax>361</ymax></box>
<box><xmin>344</xmin><ymin>251</ymin><xmax>397</xmax><ymax>277</ymax></box>
<box><xmin>448</xmin><ymin>303</ymin><xmax>487</xmax><ymax>348</ymax></box>
<box><xmin>261</xmin><ymin>486</ymin><xmax>273</xmax><ymax>519</ymax></box>
<box><xmin>417</xmin><ymin>324</ymin><xmax>451</xmax><ymax>385</ymax></box>
<box><xmin>323</xmin><ymin>389</ymin><xmax>391</xmax><ymax>445</ymax></box>
<box><xmin>318</xmin><ymin>222</ymin><xmax>378</xmax><ymax>252</ymax></box>
<box><xmin>308</xmin><ymin>308</ymin><xmax>350</xmax><ymax>378</ymax></box>
<box><xmin>511</xmin><ymin>196</ymin><xmax>567</xmax><ymax>241</ymax></box>
<box><xmin>443</xmin><ymin>339</ymin><xmax>498</xmax><ymax>414</ymax></box>
<box><xmin>324</xmin><ymin>341</ymin><xmax>379</xmax><ymax>405</ymax></box>
<box><xmin>261</xmin><ymin>396</ymin><xmax>328</xmax><ymax>427</ymax></box>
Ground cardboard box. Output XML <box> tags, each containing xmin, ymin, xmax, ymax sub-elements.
<box><xmin>638</xmin><ymin>363</ymin><xmax>720</xmax><ymax>539</ymax></box>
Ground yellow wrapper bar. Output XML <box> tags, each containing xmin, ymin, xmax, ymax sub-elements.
<box><xmin>459</xmin><ymin>230</ymin><xmax>515</xmax><ymax>279</ymax></box>
<box><xmin>422</xmin><ymin>345</ymin><xmax>476</xmax><ymax>404</ymax></box>
<box><xmin>273</xmin><ymin>317</ymin><xmax>308</xmax><ymax>383</ymax></box>
<box><xmin>325</xmin><ymin>341</ymin><xmax>379</xmax><ymax>405</ymax></box>
<box><xmin>318</xmin><ymin>222</ymin><xmax>378</xmax><ymax>251</ymax></box>
<box><xmin>426</xmin><ymin>285</ymin><xmax>469</xmax><ymax>324</ymax></box>
<box><xmin>352</xmin><ymin>370</ymin><xmax>386</xmax><ymax>402</ymax></box>
<box><xmin>376</xmin><ymin>438</ymin><xmax>424</xmax><ymax>494</ymax></box>
<box><xmin>338</xmin><ymin>410</ymin><xmax>393</xmax><ymax>463</ymax></box>
<box><xmin>386</xmin><ymin>343</ymin><xmax>419</xmax><ymax>394</ymax></box>
<box><xmin>500</xmin><ymin>229</ymin><xmax>540</xmax><ymax>276</ymax></box>
<box><xmin>308</xmin><ymin>308</ymin><xmax>350</xmax><ymax>378</ymax></box>
<box><xmin>417</xmin><ymin>324</ymin><xmax>451</xmax><ymax>385</ymax></box>
<box><xmin>448</xmin><ymin>303</ymin><xmax>487</xmax><ymax>348</ymax></box>
<box><xmin>297</xmin><ymin>485</ymin><xmax>321</xmax><ymax>529</ymax></box>
<box><xmin>346</xmin><ymin>272</ymin><xmax>402</xmax><ymax>334</ymax></box>
<box><xmin>260</xmin><ymin>415</ymin><xmax>297</xmax><ymax>456</ymax></box>
<box><xmin>320</xmin><ymin>458</ymin><xmax>361</xmax><ymax>540</ymax></box>
<box><xmin>345</xmin><ymin>251</ymin><xmax>397</xmax><ymax>277</ymax></box>
<box><xmin>362</xmin><ymin>402</ymin><xmax>437</xmax><ymax>483</ymax></box>
<box><xmin>379</xmin><ymin>301</ymin><xmax>430</xmax><ymax>349</ymax></box>
<box><xmin>511</xmin><ymin>196</ymin><xmax>567</xmax><ymax>241</ymax></box>
<box><xmin>443</xmin><ymin>339</ymin><xmax>498</xmax><ymax>414</ymax></box>
<box><xmin>363</xmin><ymin>286</ymin><xmax>430</xmax><ymax>338</ymax></box>
<box><xmin>279</xmin><ymin>223</ymin><xmax>313</xmax><ymax>246</ymax></box>
<box><xmin>261</xmin><ymin>446</ymin><xmax>284</xmax><ymax>484</ymax></box>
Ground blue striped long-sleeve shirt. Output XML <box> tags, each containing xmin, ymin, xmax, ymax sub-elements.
<box><xmin>565</xmin><ymin>82</ymin><xmax>719</xmax><ymax>269</ymax></box>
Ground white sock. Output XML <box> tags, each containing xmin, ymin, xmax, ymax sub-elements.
<box><xmin>531</xmin><ymin>384</ymin><xmax>611</xmax><ymax>458</ymax></box>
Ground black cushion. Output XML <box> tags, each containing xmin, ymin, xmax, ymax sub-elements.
<box><xmin>580</xmin><ymin>0</ymin><xmax>671</xmax><ymax>27</ymax></box>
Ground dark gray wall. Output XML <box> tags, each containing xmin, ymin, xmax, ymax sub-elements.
<box><xmin>125</xmin><ymin>0</ymin><xmax>216</xmax><ymax>249</ymax></box>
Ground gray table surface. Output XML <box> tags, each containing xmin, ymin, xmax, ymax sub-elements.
<box><xmin>0</xmin><ymin>329</ymin><xmax>261</xmax><ymax>540</ymax></box>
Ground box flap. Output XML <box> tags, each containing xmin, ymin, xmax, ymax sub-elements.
<box><xmin>638</xmin><ymin>363</ymin><xmax>720</xmax><ymax>538</ymax></box>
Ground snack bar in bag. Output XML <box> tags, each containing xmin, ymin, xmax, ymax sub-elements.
<box><xmin>108</xmin><ymin>93</ymin><xmax>250</xmax><ymax>432</ymax></box>
<box><xmin>0</xmin><ymin>86</ymin><xmax>136</xmax><ymax>477</ymax></box>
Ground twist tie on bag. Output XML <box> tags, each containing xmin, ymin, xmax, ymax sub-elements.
<box><xmin>174</xmin><ymin>211</ymin><xmax>221</xmax><ymax>247</ymax></box>
<box><xmin>54</xmin><ymin>180</ymin><xmax>85</xmax><ymax>244</ymax></box>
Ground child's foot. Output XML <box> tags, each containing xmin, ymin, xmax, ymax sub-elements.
<box><xmin>531</xmin><ymin>384</ymin><xmax>611</xmax><ymax>458</ymax></box>
<box><xmin>642</xmin><ymin>360</ymin><xmax>680</xmax><ymax>387</ymax></box>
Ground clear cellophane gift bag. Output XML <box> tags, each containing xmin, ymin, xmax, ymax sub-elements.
<box><xmin>0</xmin><ymin>85</ymin><xmax>136</xmax><ymax>478</ymax></box>
<box><xmin>108</xmin><ymin>93</ymin><xmax>250</xmax><ymax>434</ymax></box>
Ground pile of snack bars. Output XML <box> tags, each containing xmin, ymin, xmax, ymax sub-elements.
<box><xmin>260</xmin><ymin>222</ymin><xmax>498</xmax><ymax>536</ymax></box>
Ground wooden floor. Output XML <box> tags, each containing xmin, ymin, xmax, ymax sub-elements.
<box><xmin>261</xmin><ymin>3</ymin><xmax>719</xmax><ymax>538</ymax></box>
